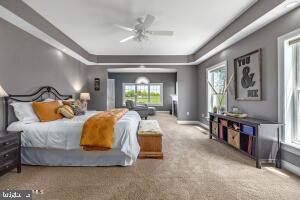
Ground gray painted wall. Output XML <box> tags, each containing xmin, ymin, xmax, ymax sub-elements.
<box><xmin>197</xmin><ymin>7</ymin><xmax>300</xmax><ymax>170</ymax></box>
<box><xmin>87</xmin><ymin>67</ymin><xmax>108</xmax><ymax>111</ymax></box>
<box><xmin>0</xmin><ymin>0</ymin><xmax>96</xmax><ymax>62</ymax></box>
<box><xmin>0</xmin><ymin>18</ymin><xmax>87</xmax><ymax>130</ymax></box>
<box><xmin>108</xmin><ymin>73</ymin><xmax>176</xmax><ymax>111</ymax></box>
<box><xmin>177</xmin><ymin>66</ymin><xmax>198</xmax><ymax>121</ymax></box>
<box><xmin>87</xmin><ymin>65</ymin><xmax>198</xmax><ymax>121</ymax></box>
<box><xmin>2</xmin><ymin>0</ymin><xmax>297</xmax><ymax>175</ymax></box>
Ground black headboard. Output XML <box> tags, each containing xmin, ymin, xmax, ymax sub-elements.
<box><xmin>4</xmin><ymin>86</ymin><xmax>72</xmax><ymax>129</ymax></box>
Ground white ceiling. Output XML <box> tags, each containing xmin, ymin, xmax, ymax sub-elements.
<box><xmin>23</xmin><ymin>0</ymin><xmax>256</xmax><ymax>55</ymax></box>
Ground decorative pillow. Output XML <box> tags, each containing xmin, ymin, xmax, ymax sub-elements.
<box><xmin>32</xmin><ymin>101</ymin><xmax>63</xmax><ymax>122</ymax></box>
<box><xmin>64</xmin><ymin>99</ymin><xmax>85</xmax><ymax>116</ymax></box>
<box><xmin>57</xmin><ymin>105</ymin><xmax>74</xmax><ymax>119</ymax></box>
<box><xmin>70</xmin><ymin>104</ymin><xmax>85</xmax><ymax>116</ymax></box>
<box><xmin>75</xmin><ymin>99</ymin><xmax>82</xmax><ymax>107</ymax></box>
<box><xmin>10</xmin><ymin>102</ymin><xmax>39</xmax><ymax>124</ymax></box>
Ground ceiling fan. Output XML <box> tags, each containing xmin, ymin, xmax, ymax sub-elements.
<box><xmin>116</xmin><ymin>14</ymin><xmax>174</xmax><ymax>43</ymax></box>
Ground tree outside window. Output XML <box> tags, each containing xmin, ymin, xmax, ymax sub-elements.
<box><xmin>123</xmin><ymin>83</ymin><xmax>163</xmax><ymax>106</ymax></box>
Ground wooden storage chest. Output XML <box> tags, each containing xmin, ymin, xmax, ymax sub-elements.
<box><xmin>138</xmin><ymin>120</ymin><xmax>163</xmax><ymax>159</ymax></box>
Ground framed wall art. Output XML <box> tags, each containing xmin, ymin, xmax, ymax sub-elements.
<box><xmin>234</xmin><ymin>49</ymin><xmax>262</xmax><ymax>101</ymax></box>
<box><xmin>94</xmin><ymin>78</ymin><xmax>100</xmax><ymax>91</ymax></box>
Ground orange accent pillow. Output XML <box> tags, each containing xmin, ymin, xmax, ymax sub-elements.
<box><xmin>32</xmin><ymin>101</ymin><xmax>63</xmax><ymax>122</ymax></box>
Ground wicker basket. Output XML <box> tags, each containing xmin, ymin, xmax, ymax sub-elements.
<box><xmin>212</xmin><ymin>122</ymin><xmax>218</xmax><ymax>137</ymax></box>
<box><xmin>228</xmin><ymin>129</ymin><xmax>240</xmax><ymax>149</ymax></box>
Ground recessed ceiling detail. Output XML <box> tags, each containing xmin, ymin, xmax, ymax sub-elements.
<box><xmin>1</xmin><ymin>0</ymin><xmax>297</xmax><ymax>65</ymax></box>
<box><xmin>23</xmin><ymin>0</ymin><xmax>255</xmax><ymax>55</ymax></box>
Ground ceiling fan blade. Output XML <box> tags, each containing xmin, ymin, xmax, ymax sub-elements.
<box><xmin>115</xmin><ymin>24</ymin><xmax>135</xmax><ymax>32</ymax></box>
<box><xmin>142</xmin><ymin>14</ymin><xmax>155</xmax><ymax>29</ymax></box>
<box><xmin>136</xmin><ymin>17</ymin><xmax>143</xmax><ymax>24</ymax></box>
<box><xmin>147</xmin><ymin>30</ymin><xmax>174</xmax><ymax>36</ymax></box>
<box><xmin>120</xmin><ymin>35</ymin><xmax>136</xmax><ymax>43</ymax></box>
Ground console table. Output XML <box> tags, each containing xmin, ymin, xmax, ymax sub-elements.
<box><xmin>209</xmin><ymin>113</ymin><xmax>282</xmax><ymax>168</ymax></box>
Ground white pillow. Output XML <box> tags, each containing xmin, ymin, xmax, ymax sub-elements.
<box><xmin>43</xmin><ymin>98</ymin><xmax>54</xmax><ymax>102</ymax></box>
<box><xmin>7</xmin><ymin>121</ymin><xmax>27</xmax><ymax>132</ymax></box>
<box><xmin>10</xmin><ymin>102</ymin><xmax>39</xmax><ymax>124</ymax></box>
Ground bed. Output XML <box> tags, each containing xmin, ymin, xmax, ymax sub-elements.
<box><xmin>5</xmin><ymin>86</ymin><xmax>141</xmax><ymax>166</ymax></box>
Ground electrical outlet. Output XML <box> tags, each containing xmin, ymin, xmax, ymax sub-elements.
<box><xmin>202</xmin><ymin>114</ymin><xmax>205</xmax><ymax>118</ymax></box>
<box><xmin>187</xmin><ymin>112</ymin><xmax>190</xmax><ymax>116</ymax></box>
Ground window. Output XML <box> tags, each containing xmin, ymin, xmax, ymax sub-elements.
<box><xmin>292</xmin><ymin>42</ymin><xmax>300</xmax><ymax>144</ymax></box>
<box><xmin>135</xmin><ymin>77</ymin><xmax>150</xmax><ymax>84</ymax></box>
<box><xmin>279</xmin><ymin>32</ymin><xmax>300</xmax><ymax>147</ymax></box>
<box><xmin>123</xmin><ymin>83</ymin><xmax>163</xmax><ymax>106</ymax></box>
<box><xmin>123</xmin><ymin>84</ymin><xmax>135</xmax><ymax>103</ymax></box>
<box><xmin>207</xmin><ymin>61</ymin><xmax>227</xmax><ymax>114</ymax></box>
<box><xmin>150</xmin><ymin>84</ymin><xmax>162</xmax><ymax>105</ymax></box>
<box><xmin>136</xmin><ymin>84</ymin><xmax>149</xmax><ymax>105</ymax></box>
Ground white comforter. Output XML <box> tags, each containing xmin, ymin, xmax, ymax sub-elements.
<box><xmin>7</xmin><ymin>111</ymin><xmax>141</xmax><ymax>160</ymax></box>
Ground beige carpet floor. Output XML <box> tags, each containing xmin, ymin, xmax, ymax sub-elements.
<box><xmin>1</xmin><ymin>113</ymin><xmax>300</xmax><ymax>200</ymax></box>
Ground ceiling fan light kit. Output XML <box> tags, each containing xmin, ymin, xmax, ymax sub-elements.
<box><xmin>117</xmin><ymin>14</ymin><xmax>174</xmax><ymax>43</ymax></box>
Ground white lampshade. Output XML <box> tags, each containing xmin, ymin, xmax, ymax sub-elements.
<box><xmin>0</xmin><ymin>85</ymin><xmax>8</xmax><ymax>97</ymax></box>
<box><xmin>80</xmin><ymin>93</ymin><xmax>90</xmax><ymax>101</ymax></box>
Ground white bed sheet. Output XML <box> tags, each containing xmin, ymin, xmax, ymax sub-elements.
<box><xmin>7</xmin><ymin>111</ymin><xmax>141</xmax><ymax>161</ymax></box>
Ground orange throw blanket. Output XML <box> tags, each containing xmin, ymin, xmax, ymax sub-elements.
<box><xmin>80</xmin><ymin>108</ymin><xmax>128</xmax><ymax>151</ymax></box>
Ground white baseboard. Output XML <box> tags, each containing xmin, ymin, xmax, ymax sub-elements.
<box><xmin>177</xmin><ymin>121</ymin><xmax>199</xmax><ymax>125</ymax></box>
<box><xmin>176</xmin><ymin>121</ymin><xmax>209</xmax><ymax>130</ymax></box>
<box><xmin>156</xmin><ymin>111</ymin><xmax>170</xmax><ymax>113</ymax></box>
<box><xmin>282</xmin><ymin>160</ymin><xmax>300</xmax><ymax>177</ymax></box>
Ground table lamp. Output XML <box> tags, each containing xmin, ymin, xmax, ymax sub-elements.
<box><xmin>0</xmin><ymin>85</ymin><xmax>8</xmax><ymax>98</ymax></box>
<box><xmin>0</xmin><ymin>85</ymin><xmax>8</xmax><ymax>128</ymax></box>
<box><xmin>80</xmin><ymin>93</ymin><xmax>90</xmax><ymax>112</ymax></box>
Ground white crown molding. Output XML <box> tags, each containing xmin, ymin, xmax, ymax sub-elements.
<box><xmin>0</xmin><ymin>1</ymin><xmax>298</xmax><ymax>66</ymax></box>
<box><xmin>193</xmin><ymin>0</ymin><xmax>300</xmax><ymax>65</ymax></box>
<box><xmin>0</xmin><ymin>6</ymin><xmax>97</xmax><ymax>65</ymax></box>
<box><xmin>107</xmin><ymin>68</ymin><xmax>177</xmax><ymax>73</ymax></box>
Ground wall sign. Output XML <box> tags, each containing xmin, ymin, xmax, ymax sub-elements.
<box><xmin>234</xmin><ymin>49</ymin><xmax>262</xmax><ymax>101</ymax></box>
<box><xmin>94</xmin><ymin>78</ymin><xmax>100</xmax><ymax>91</ymax></box>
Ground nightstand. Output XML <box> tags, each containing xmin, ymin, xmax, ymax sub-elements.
<box><xmin>0</xmin><ymin>131</ymin><xmax>21</xmax><ymax>176</ymax></box>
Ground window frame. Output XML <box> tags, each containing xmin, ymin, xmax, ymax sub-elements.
<box><xmin>293</xmin><ymin>44</ymin><xmax>300</xmax><ymax>145</ymax></box>
<box><xmin>122</xmin><ymin>83</ymin><xmax>136</xmax><ymax>105</ymax></box>
<box><xmin>122</xmin><ymin>83</ymin><xmax>163</xmax><ymax>106</ymax></box>
<box><xmin>278</xmin><ymin>28</ymin><xmax>300</xmax><ymax>149</ymax></box>
<box><xmin>206</xmin><ymin>61</ymin><xmax>228</xmax><ymax>116</ymax></box>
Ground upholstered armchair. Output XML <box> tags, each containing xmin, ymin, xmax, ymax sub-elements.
<box><xmin>125</xmin><ymin>100</ymin><xmax>149</xmax><ymax>119</ymax></box>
